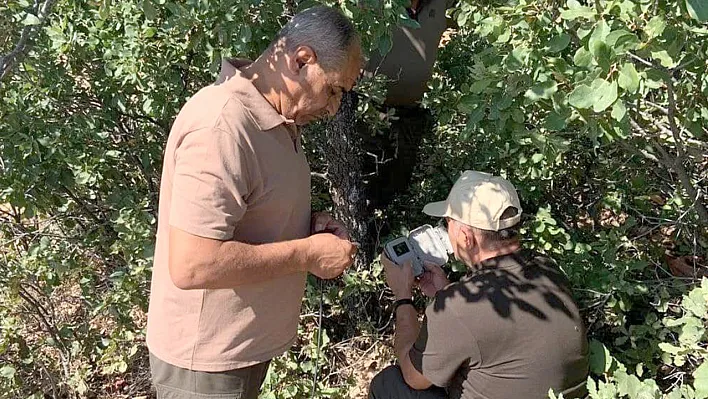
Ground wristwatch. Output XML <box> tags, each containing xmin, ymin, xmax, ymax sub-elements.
<box><xmin>393</xmin><ymin>298</ymin><xmax>415</xmax><ymax>312</ymax></box>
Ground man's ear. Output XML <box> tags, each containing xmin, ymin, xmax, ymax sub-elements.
<box><xmin>290</xmin><ymin>46</ymin><xmax>317</xmax><ymax>74</ymax></box>
<box><xmin>461</xmin><ymin>227</ymin><xmax>475</xmax><ymax>251</ymax></box>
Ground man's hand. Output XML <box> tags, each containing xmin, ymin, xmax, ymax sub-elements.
<box><xmin>311</xmin><ymin>212</ymin><xmax>349</xmax><ymax>240</ymax></box>
<box><xmin>307</xmin><ymin>233</ymin><xmax>357</xmax><ymax>279</ymax></box>
<box><xmin>418</xmin><ymin>263</ymin><xmax>450</xmax><ymax>297</ymax></box>
<box><xmin>381</xmin><ymin>252</ymin><xmax>415</xmax><ymax>299</ymax></box>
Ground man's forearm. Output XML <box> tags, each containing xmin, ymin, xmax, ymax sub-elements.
<box><xmin>394</xmin><ymin>304</ymin><xmax>421</xmax><ymax>359</ymax></box>
<box><xmin>169</xmin><ymin>227</ymin><xmax>312</xmax><ymax>289</ymax></box>
<box><xmin>394</xmin><ymin>302</ymin><xmax>434</xmax><ymax>390</ymax></box>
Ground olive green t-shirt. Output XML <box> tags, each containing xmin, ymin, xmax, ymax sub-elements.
<box><xmin>410</xmin><ymin>250</ymin><xmax>589</xmax><ymax>399</ymax></box>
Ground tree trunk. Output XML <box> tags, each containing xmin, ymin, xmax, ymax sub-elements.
<box><xmin>322</xmin><ymin>92</ymin><xmax>372</xmax><ymax>268</ymax></box>
<box><xmin>323</xmin><ymin>92</ymin><xmax>433</xmax><ymax>267</ymax></box>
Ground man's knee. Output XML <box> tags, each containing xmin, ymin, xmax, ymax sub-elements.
<box><xmin>369</xmin><ymin>365</ymin><xmax>405</xmax><ymax>399</ymax></box>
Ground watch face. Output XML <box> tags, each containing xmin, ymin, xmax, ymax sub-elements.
<box><xmin>393</xmin><ymin>241</ymin><xmax>411</xmax><ymax>257</ymax></box>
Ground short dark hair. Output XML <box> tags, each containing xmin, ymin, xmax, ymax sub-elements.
<box><xmin>273</xmin><ymin>6</ymin><xmax>359</xmax><ymax>70</ymax></box>
<box><xmin>474</xmin><ymin>207</ymin><xmax>520</xmax><ymax>243</ymax></box>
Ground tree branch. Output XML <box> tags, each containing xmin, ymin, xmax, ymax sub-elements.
<box><xmin>665</xmin><ymin>78</ymin><xmax>687</xmax><ymax>161</ymax></box>
<box><xmin>627</xmin><ymin>52</ymin><xmax>656</xmax><ymax>69</ymax></box>
<box><xmin>629</xmin><ymin>118</ymin><xmax>708</xmax><ymax>225</ymax></box>
<box><xmin>0</xmin><ymin>0</ymin><xmax>59</xmax><ymax>82</ymax></box>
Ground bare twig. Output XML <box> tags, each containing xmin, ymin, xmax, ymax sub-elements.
<box><xmin>0</xmin><ymin>0</ymin><xmax>59</xmax><ymax>82</ymax></box>
<box><xmin>311</xmin><ymin>172</ymin><xmax>329</xmax><ymax>180</ymax></box>
<box><xmin>627</xmin><ymin>52</ymin><xmax>656</xmax><ymax>68</ymax></box>
<box><xmin>115</xmin><ymin>109</ymin><xmax>168</xmax><ymax>134</ymax></box>
<box><xmin>642</xmin><ymin>100</ymin><xmax>668</xmax><ymax>115</ymax></box>
<box><xmin>629</xmin><ymin>118</ymin><xmax>708</xmax><ymax>225</ymax></box>
<box><xmin>618</xmin><ymin>139</ymin><xmax>659</xmax><ymax>163</ymax></box>
<box><xmin>666</xmin><ymin>79</ymin><xmax>688</xmax><ymax>161</ymax></box>
<box><xmin>17</xmin><ymin>285</ymin><xmax>73</xmax><ymax>385</ymax></box>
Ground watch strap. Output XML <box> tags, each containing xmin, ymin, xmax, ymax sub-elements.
<box><xmin>393</xmin><ymin>298</ymin><xmax>415</xmax><ymax>312</ymax></box>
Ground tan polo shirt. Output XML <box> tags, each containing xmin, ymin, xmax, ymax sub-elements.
<box><xmin>146</xmin><ymin>59</ymin><xmax>312</xmax><ymax>371</ymax></box>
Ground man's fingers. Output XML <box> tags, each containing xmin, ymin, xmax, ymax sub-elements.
<box><xmin>423</xmin><ymin>263</ymin><xmax>445</xmax><ymax>275</ymax></box>
<box><xmin>333</xmin><ymin>225</ymin><xmax>350</xmax><ymax>240</ymax></box>
<box><xmin>347</xmin><ymin>242</ymin><xmax>358</xmax><ymax>261</ymax></box>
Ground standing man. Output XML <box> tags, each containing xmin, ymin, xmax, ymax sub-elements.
<box><xmin>371</xmin><ymin>171</ymin><xmax>589</xmax><ymax>399</ymax></box>
<box><xmin>146</xmin><ymin>7</ymin><xmax>363</xmax><ymax>398</ymax></box>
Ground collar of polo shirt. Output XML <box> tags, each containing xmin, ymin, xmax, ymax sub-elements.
<box><xmin>215</xmin><ymin>58</ymin><xmax>296</xmax><ymax>131</ymax></box>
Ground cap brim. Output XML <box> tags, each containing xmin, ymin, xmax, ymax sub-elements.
<box><xmin>422</xmin><ymin>200</ymin><xmax>450</xmax><ymax>217</ymax></box>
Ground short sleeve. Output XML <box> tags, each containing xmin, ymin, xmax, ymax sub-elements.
<box><xmin>409</xmin><ymin>295</ymin><xmax>481</xmax><ymax>387</ymax></box>
<box><xmin>169</xmin><ymin>128</ymin><xmax>250</xmax><ymax>240</ymax></box>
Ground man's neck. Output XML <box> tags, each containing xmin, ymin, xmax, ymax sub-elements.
<box><xmin>240</xmin><ymin>54</ymin><xmax>287</xmax><ymax>116</ymax></box>
<box><xmin>473</xmin><ymin>240</ymin><xmax>522</xmax><ymax>264</ymax></box>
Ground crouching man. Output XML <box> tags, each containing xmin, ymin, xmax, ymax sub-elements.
<box><xmin>371</xmin><ymin>171</ymin><xmax>589</xmax><ymax>399</ymax></box>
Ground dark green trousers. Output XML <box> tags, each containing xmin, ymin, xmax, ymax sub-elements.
<box><xmin>149</xmin><ymin>353</ymin><xmax>270</xmax><ymax>399</ymax></box>
<box><xmin>369</xmin><ymin>365</ymin><xmax>448</xmax><ymax>399</ymax></box>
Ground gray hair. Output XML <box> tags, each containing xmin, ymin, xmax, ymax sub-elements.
<box><xmin>473</xmin><ymin>207</ymin><xmax>521</xmax><ymax>243</ymax></box>
<box><xmin>273</xmin><ymin>6</ymin><xmax>359</xmax><ymax>70</ymax></box>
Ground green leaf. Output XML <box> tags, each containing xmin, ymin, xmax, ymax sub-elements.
<box><xmin>678</xmin><ymin>318</ymin><xmax>704</xmax><ymax>345</ymax></box>
<box><xmin>645</xmin><ymin>16</ymin><xmax>666</xmax><ymax>39</ymax></box>
<box><xmin>470</xmin><ymin>79</ymin><xmax>493</xmax><ymax>94</ymax></box>
<box><xmin>573</xmin><ymin>47</ymin><xmax>593</xmax><ymax>67</ymax></box>
<box><xmin>378</xmin><ymin>33</ymin><xmax>393</xmax><ymax>56</ymax></box>
<box><xmin>400</xmin><ymin>14</ymin><xmax>421</xmax><ymax>29</ymax></box>
<box><xmin>685</xmin><ymin>287</ymin><xmax>708</xmax><ymax>317</ymax></box>
<box><xmin>545</xmin><ymin>111</ymin><xmax>568</xmax><ymax>131</ymax></box>
<box><xmin>616</xmin><ymin>371</ymin><xmax>642</xmax><ymax>398</ymax></box>
<box><xmin>568</xmin><ymin>84</ymin><xmax>595</xmax><ymax>109</ymax></box>
<box><xmin>569</xmin><ymin>79</ymin><xmax>616</xmax><ymax>112</ymax></box>
<box><xmin>457</xmin><ymin>9</ymin><xmax>470</xmax><ymax>27</ymax></box>
<box><xmin>588</xmin><ymin>339</ymin><xmax>612</xmax><ymax>375</ymax></box>
<box><xmin>98</xmin><ymin>0</ymin><xmax>110</xmax><ymax>19</ymax></box>
<box><xmin>22</xmin><ymin>13</ymin><xmax>41</xmax><ymax>26</ymax></box>
<box><xmin>618</xmin><ymin>63</ymin><xmax>639</xmax><ymax>93</ymax></box>
<box><xmin>496</xmin><ymin>29</ymin><xmax>511</xmax><ymax>44</ymax></box>
<box><xmin>588</xmin><ymin>20</ymin><xmax>610</xmax><ymax>56</ymax></box>
<box><xmin>546</xmin><ymin>33</ymin><xmax>571</xmax><ymax>53</ymax></box>
<box><xmin>142</xmin><ymin>98</ymin><xmax>153</xmax><ymax>114</ymax></box>
<box><xmin>458</xmin><ymin>94</ymin><xmax>479</xmax><ymax>114</ymax></box>
<box><xmin>593</xmin><ymin>79</ymin><xmax>617</xmax><ymax>112</ymax></box>
<box><xmin>524</xmin><ymin>81</ymin><xmax>558</xmax><ymax>102</ymax></box>
<box><xmin>561</xmin><ymin>1</ymin><xmax>596</xmax><ymax>20</ymax></box>
<box><xmin>507</xmin><ymin>46</ymin><xmax>531</xmax><ymax>71</ymax></box>
<box><xmin>117</xmin><ymin>360</ymin><xmax>128</xmax><ymax>373</ymax></box>
<box><xmin>658</xmin><ymin>342</ymin><xmax>682</xmax><ymax>355</ymax></box>
<box><xmin>0</xmin><ymin>365</ymin><xmax>15</xmax><ymax>379</ymax></box>
<box><xmin>240</xmin><ymin>25</ymin><xmax>252</xmax><ymax>43</ymax></box>
<box><xmin>605</xmin><ymin>30</ymin><xmax>640</xmax><ymax>54</ymax></box>
<box><xmin>511</xmin><ymin>108</ymin><xmax>525</xmax><ymax>123</ymax></box>
<box><xmin>467</xmin><ymin>105</ymin><xmax>485</xmax><ymax>127</ymax></box>
<box><xmin>651</xmin><ymin>50</ymin><xmax>677</xmax><ymax>68</ymax></box>
<box><xmin>611</xmin><ymin>100</ymin><xmax>626</xmax><ymax>121</ymax></box>
<box><xmin>695</xmin><ymin>361</ymin><xmax>708</xmax><ymax>399</ymax></box>
<box><xmin>687</xmin><ymin>0</ymin><xmax>708</xmax><ymax>22</ymax></box>
<box><xmin>532</xmin><ymin>153</ymin><xmax>544</xmax><ymax>163</ymax></box>
<box><xmin>142</xmin><ymin>0</ymin><xmax>157</xmax><ymax>20</ymax></box>
<box><xmin>606</xmin><ymin>30</ymin><xmax>633</xmax><ymax>47</ymax></box>
<box><xmin>593</xmin><ymin>42</ymin><xmax>613</xmax><ymax>71</ymax></box>
<box><xmin>588</xmin><ymin>21</ymin><xmax>613</xmax><ymax>72</ymax></box>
